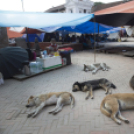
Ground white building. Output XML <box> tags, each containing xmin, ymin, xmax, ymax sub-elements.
<box><xmin>45</xmin><ymin>0</ymin><xmax>94</xmax><ymax>13</ymax></box>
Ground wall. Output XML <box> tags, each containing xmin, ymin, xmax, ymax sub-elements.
<box><xmin>65</xmin><ymin>0</ymin><xmax>94</xmax><ymax>13</ymax></box>
<box><xmin>0</xmin><ymin>27</ymin><xmax>8</xmax><ymax>48</ymax></box>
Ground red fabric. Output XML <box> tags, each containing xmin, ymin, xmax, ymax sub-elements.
<box><xmin>7</xmin><ymin>27</ymin><xmax>43</xmax><ymax>38</ymax></box>
<box><xmin>7</xmin><ymin>27</ymin><xmax>23</xmax><ymax>38</ymax></box>
<box><xmin>59</xmin><ymin>47</ymin><xmax>73</xmax><ymax>51</ymax></box>
<box><xmin>21</xmin><ymin>28</ymin><xmax>43</xmax><ymax>34</ymax></box>
<box><xmin>50</xmin><ymin>44</ymin><xmax>58</xmax><ymax>51</ymax></box>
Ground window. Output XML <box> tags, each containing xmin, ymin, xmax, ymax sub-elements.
<box><xmin>70</xmin><ymin>9</ymin><xmax>73</xmax><ymax>13</ymax></box>
<box><xmin>84</xmin><ymin>9</ymin><xmax>86</xmax><ymax>13</ymax></box>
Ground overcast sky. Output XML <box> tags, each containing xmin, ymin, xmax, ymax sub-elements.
<box><xmin>0</xmin><ymin>0</ymin><xmax>122</xmax><ymax>12</ymax></box>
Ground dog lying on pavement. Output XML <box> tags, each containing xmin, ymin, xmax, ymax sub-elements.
<box><xmin>83</xmin><ymin>63</ymin><xmax>109</xmax><ymax>74</ymax></box>
<box><xmin>26</xmin><ymin>92</ymin><xmax>75</xmax><ymax>118</ymax></box>
<box><xmin>100</xmin><ymin>93</ymin><xmax>134</xmax><ymax>125</ymax></box>
<box><xmin>72</xmin><ymin>78</ymin><xmax>116</xmax><ymax>99</ymax></box>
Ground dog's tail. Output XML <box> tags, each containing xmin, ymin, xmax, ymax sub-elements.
<box><xmin>111</xmin><ymin>83</ymin><xmax>116</xmax><ymax>89</ymax></box>
<box><xmin>100</xmin><ymin>99</ymin><xmax>111</xmax><ymax>117</ymax></box>
<box><xmin>70</xmin><ymin>94</ymin><xmax>75</xmax><ymax>109</ymax></box>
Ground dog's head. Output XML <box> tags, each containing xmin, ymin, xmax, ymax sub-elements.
<box><xmin>72</xmin><ymin>81</ymin><xmax>80</xmax><ymax>92</ymax></box>
<box><xmin>26</xmin><ymin>96</ymin><xmax>36</xmax><ymax>107</ymax></box>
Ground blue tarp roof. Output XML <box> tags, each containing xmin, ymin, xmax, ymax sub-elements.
<box><xmin>0</xmin><ymin>11</ymin><xmax>94</xmax><ymax>28</ymax></box>
<box><xmin>22</xmin><ymin>33</ymin><xmax>45</xmax><ymax>42</ymax></box>
<box><xmin>1</xmin><ymin>10</ymin><xmax>120</xmax><ymax>34</ymax></box>
<box><xmin>56</xmin><ymin>21</ymin><xmax>114</xmax><ymax>34</ymax></box>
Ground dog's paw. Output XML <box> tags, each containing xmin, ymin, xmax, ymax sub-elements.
<box><xmin>32</xmin><ymin>114</ymin><xmax>37</xmax><ymax>118</ymax></box>
<box><xmin>124</xmin><ymin>120</ymin><xmax>129</xmax><ymax>124</ymax></box>
<box><xmin>52</xmin><ymin>112</ymin><xmax>58</xmax><ymax>115</ymax></box>
<box><xmin>91</xmin><ymin>96</ymin><xmax>94</xmax><ymax>99</ymax></box>
<box><xmin>48</xmin><ymin>111</ymin><xmax>53</xmax><ymax>114</ymax></box>
<box><xmin>85</xmin><ymin>97</ymin><xmax>89</xmax><ymax>100</ymax></box>
<box><xmin>27</xmin><ymin>114</ymin><xmax>31</xmax><ymax>118</ymax></box>
<box><xmin>117</xmin><ymin>120</ymin><xmax>121</xmax><ymax>125</ymax></box>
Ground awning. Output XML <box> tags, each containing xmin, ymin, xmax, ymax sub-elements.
<box><xmin>7</xmin><ymin>27</ymin><xmax>23</xmax><ymax>38</ymax></box>
<box><xmin>56</xmin><ymin>21</ymin><xmax>114</xmax><ymax>34</ymax></box>
<box><xmin>92</xmin><ymin>1</ymin><xmax>134</xmax><ymax>27</ymax></box>
<box><xmin>0</xmin><ymin>11</ymin><xmax>94</xmax><ymax>28</ymax></box>
<box><xmin>92</xmin><ymin>13</ymin><xmax>134</xmax><ymax>27</ymax></box>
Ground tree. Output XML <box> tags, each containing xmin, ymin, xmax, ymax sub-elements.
<box><xmin>94</xmin><ymin>2</ymin><xmax>104</xmax><ymax>6</ymax></box>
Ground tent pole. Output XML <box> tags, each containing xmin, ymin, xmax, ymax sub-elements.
<box><xmin>93</xmin><ymin>16</ymin><xmax>96</xmax><ymax>63</ymax></box>
<box><xmin>26</xmin><ymin>27</ymin><xmax>30</xmax><ymax>49</ymax></box>
<box><xmin>21</xmin><ymin>0</ymin><xmax>30</xmax><ymax>49</ymax></box>
<box><xmin>97</xmin><ymin>24</ymin><xmax>99</xmax><ymax>48</ymax></box>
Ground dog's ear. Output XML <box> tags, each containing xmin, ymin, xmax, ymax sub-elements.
<box><xmin>73</xmin><ymin>81</ymin><xmax>79</xmax><ymax>85</ymax></box>
<box><xmin>76</xmin><ymin>81</ymin><xmax>79</xmax><ymax>84</ymax></box>
<box><xmin>30</xmin><ymin>96</ymin><xmax>34</xmax><ymax>99</ymax></box>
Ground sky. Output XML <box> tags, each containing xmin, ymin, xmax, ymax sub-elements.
<box><xmin>0</xmin><ymin>0</ymin><xmax>122</xmax><ymax>12</ymax></box>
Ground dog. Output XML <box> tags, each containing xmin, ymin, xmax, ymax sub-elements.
<box><xmin>26</xmin><ymin>92</ymin><xmax>75</xmax><ymax>118</ymax></box>
<box><xmin>100</xmin><ymin>93</ymin><xmax>134</xmax><ymax>125</ymax></box>
<box><xmin>129</xmin><ymin>76</ymin><xmax>134</xmax><ymax>90</ymax></box>
<box><xmin>72</xmin><ymin>78</ymin><xmax>116</xmax><ymax>99</ymax></box>
<box><xmin>83</xmin><ymin>63</ymin><xmax>109</xmax><ymax>74</ymax></box>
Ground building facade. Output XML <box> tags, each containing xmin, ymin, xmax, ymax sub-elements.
<box><xmin>45</xmin><ymin>0</ymin><xmax>94</xmax><ymax>13</ymax></box>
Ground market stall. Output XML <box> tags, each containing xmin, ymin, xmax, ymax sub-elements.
<box><xmin>13</xmin><ymin>50</ymin><xmax>71</xmax><ymax>80</ymax></box>
<box><xmin>0</xmin><ymin>11</ymin><xmax>93</xmax><ymax>79</ymax></box>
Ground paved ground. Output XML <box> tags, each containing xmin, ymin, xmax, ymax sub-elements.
<box><xmin>1</xmin><ymin>51</ymin><xmax>134</xmax><ymax>134</ymax></box>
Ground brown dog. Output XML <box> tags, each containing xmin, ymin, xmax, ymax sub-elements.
<box><xmin>26</xmin><ymin>92</ymin><xmax>75</xmax><ymax>118</ymax></box>
<box><xmin>100</xmin><ymin>93</ymin><xmax>134</xmax><ymax>125</ymax></box>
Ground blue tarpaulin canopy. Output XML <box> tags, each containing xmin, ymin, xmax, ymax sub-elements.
<box><xmin>22</xmin><ymin>33</ymin><xmax>45</xmax><ymax>42</ymax></box>
<box><xmin>1</xmin><ymin>10</ymin><xmax>121</xmax><ymax>35</ymax></box>
<box><xmin>56</xmin><ymin>21</ymin><xmax>114</xmax><ymax>34</ymax></box>
<box><xmin>0</xmin><ymin>11</ymin><xmax>94</xmax><ymax>28</ymax></box>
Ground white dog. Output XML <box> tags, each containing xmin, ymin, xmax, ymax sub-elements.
<box><xmin>83</xmin><ymin>63</ymin><xmax>109</xmax><ymax>74</ymax></box>
<box><xmin>0</xmin><ymin>72</ymin><xmax>4</xmax><ymax>85</ymax></box>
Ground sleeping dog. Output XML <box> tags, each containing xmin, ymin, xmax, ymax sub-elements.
<box><xmin>83</xmin><ymin>63</ymin><xmax>109</xmax><ymax>74</ymax></box>
<box><xmin>26</xmin><ymin>92</ymin><xmax>75</xmax><ymax>118</ymax></box>
<box><xmin>72</xmin><ymin>78</ymin><xmax>116</xmax><ymax>99</ymax></box>
<box><xmin>100</xmin><ymin>93</ymin><xmax>134</xmax><ymax>125</ymax></box>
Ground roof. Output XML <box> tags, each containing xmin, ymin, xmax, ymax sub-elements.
<box><xmin>7</xmin><ymin>27</ymin><xmax>23</xmax><ymax>39</ymax></box>
<box><xmin>91</xmin><ymin>1</ymin><xmax>124</xmax><ymax>13</ymax></box>
<box><xmin>95</xmin><ymin>0</ymin><xmax>134</xmax><ymax>15</ymax></box>
<box><xmin>20</xmin><ymin>28</ymin><xmax>43</xmax><ymax>34</ymax></box>
<box><xmin>45</xmin><ymin>4</ymin><xmax>65</xmax><ymax>12</ymax></box>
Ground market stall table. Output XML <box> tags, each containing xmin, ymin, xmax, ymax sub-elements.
<box><xmin>13</xmin><ymin>64</ymin><xmax>66</xmax><ymax>80</ymax></box>
<box><xmin>13</xmin><ymin>51</ymin><xmax>71</xmax><ymax>80</ymax></box>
